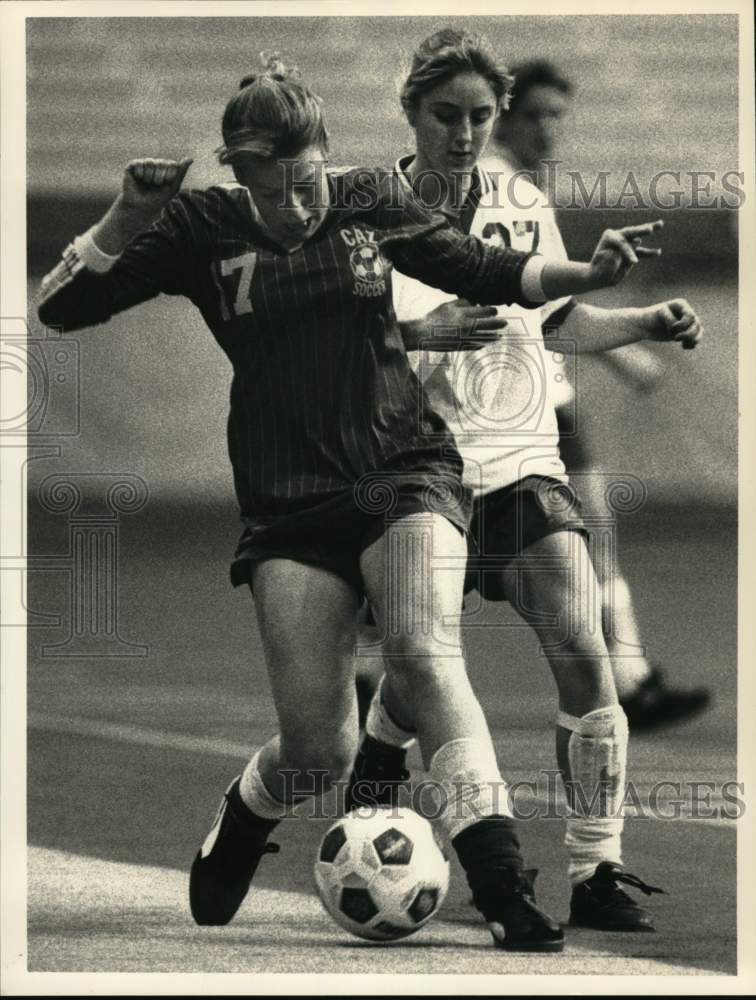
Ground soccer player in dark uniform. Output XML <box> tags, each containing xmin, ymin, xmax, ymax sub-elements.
<box><xmin>38</xmin><ymin>56</ymin><xmax>660</xmax><ymax>952</ymax></box>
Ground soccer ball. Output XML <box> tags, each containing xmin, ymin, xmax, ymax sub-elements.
<box><xmin>314</xmin><ymin>807</ymin><xmax>449</xmax><ymax>942</ymax></box>
<box><xmin>351</xmin><ymin>244</ymin><xmax>383</xmax><ymax>282</ymax></box>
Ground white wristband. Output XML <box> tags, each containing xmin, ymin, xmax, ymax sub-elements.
<box><xmin>73</xmin><ymin>228</ymin><xmax>121</xmax><ymax>274</ymax></box>
<box><xmin>520</xmin><ymin>254</ymin><xmax>547</xmax><ymax>304</ymax></box>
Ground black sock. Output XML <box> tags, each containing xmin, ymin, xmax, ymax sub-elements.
<box><xmin>362</xmin><ymin>733</ymin><xmax>407</xmax><ymax>759</ymax></box>
<box><xmin>452</xmin><ymin>816</ymin><xmax>524</xmax><ymax>909</ymax></box>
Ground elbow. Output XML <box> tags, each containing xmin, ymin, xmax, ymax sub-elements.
<box><xmin>37</xmin><ymin>296</ymin><xmax>68</xmax><ymax>331</ymax></box>
<box><xmin>37</xmin><ymin>299</ymin><xmax>56</xmax><ymax>328</ymax></box>
<box><xmin>37</xmin><ymin>279</ymin><xmax>94</xmax><ymax>332</ymax></box>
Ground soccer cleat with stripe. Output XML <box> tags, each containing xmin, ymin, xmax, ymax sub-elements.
<box><xmin>189</xmin><ymin>777</ymin><xmax>280</xmax><ymax>926</ymax></box>
<box><xmin>569</xmin><ymin>861</ymin><xmax>665</xmax><ymax>932</ymax></box>
<box><xmin>473</xmin><ymin>868</ymin><xmax>565</xmax><ymax>953</ymax></box>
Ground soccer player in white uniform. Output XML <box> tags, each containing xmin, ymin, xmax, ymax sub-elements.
<box><xmin>350</xmin><ymin>28</ymin><xmax>702</xmax><ymax>934</ymax></box>
<box><xmin>487</xmin><ymin>58</ymin><xmax>711</xmax><ymax>728</ymax></box>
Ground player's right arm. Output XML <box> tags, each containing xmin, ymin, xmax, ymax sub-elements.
<box><xmin>539</xmin><ymin>222</ymin><xmax>665</xmax><ymax>299</ymax></box>
<box><xmin>369</xmin><ymin>171</ymin><xmax>664</xmax><ymax>306</ymax></box>
<box><xmin>383</xmin><ymin>215</ymin><xmax>665</xmax><ymax>307</ymax></box>
<box><xmin>38</xmin><ymin>158</ymin><xmax>194</xmax><ymax>331</ymax></box>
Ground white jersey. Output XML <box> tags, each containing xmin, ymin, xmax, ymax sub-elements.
<box><xmin>393</xmin><ymin>154</ymin><xmax>573</xmax><ymax>497</ymax></box>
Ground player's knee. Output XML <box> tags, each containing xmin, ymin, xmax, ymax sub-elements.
<box><xmin>538</xmin><ymin>595</ymin><xmax>608</xmax><ymax>660</ymax></box>
<box><xmin>383</xmin><ymin>651</ymin><xmax>433</xmax><ymax>695</ymax></box>
<box><xmin>382</xmin><ymin>636</ymin><xmax>456</xmax><ymax>676</ymax></box>
<box><xmin>382</xmin><ymin>639</ymin><xmax>464</xmax><ymax>703</ymax></box>
<box><xmin>382</xmin><ymin>616</ymin><xmax>461</xmax><ymax>660</ymax></box>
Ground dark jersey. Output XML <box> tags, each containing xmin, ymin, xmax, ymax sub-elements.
<box><xmin>38</xmin><ymin>168</ymin><xmax>534</xmax><ymax>518</ymax></box>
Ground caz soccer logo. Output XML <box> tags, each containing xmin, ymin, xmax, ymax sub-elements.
<box><xmin>340</xmin><ymin>227</ymin><xmax>387</xmax><ymax>298</ymax></box>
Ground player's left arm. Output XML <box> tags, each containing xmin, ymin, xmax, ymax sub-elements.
<box><xmin>399</xmin><ymin>299</ymin><xmax>507</xmax><ymax>352</ymax></box>
<box><xmin>544</xmin><ymin>299</ymin><xmax>704</xmax><ymax>355</ymax></box>
<box><xmin>38</xmin><ymin>158</ymin><xmax>196</xmax><ymax>332</ymax></box>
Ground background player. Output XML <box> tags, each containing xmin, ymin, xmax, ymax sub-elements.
<box><xmin>486</xmin><ymin>59</ymin><xmax>711</xmax><ymax>728</ymax></box>
<box><xmin>36</xmin><ymin>58</ymin><xmax>659</xmax><ymax>952</ymax></box>
<box><xmin>351</xmin><ymin>28</ymin><xmax>700</xmax><ymax>933</ymax></box>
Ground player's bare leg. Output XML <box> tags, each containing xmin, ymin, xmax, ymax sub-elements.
<box><xmin>360</xmin><ymin>515</ymin><xmax>487</xmax><ymax>765</ymax></box>
<box><xmin>252</xmin><ymin>560</ymin><xmax>360</xmax><ymax>802</ymax></box>
<box><xmin>358</xmin><ymin>513</ymin><xmax>563</xmax><ymax>952</ymax></box>
<box><xmin>499</xmin><ymin>530</ymin><xmax>664</xmax><ymax>930</ymax></box>
<box><xmin>190</xmin><ymin>560</ymin><xmax>361</xmax><ymax>925</ymax></box>
<box><xmin>351</xmin><ymin>604</ymin><xmax>385</xmax><ymax>728</ymax></box>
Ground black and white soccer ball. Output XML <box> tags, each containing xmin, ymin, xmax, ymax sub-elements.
<box><xmin>350</xmin><ymin>243</ymin><xmax>384</xmax><ymax>282</ymax></box>
<box><xmin>314</xmin><ymin>807</ymin><xmax>449</xmax><ymax>941</ymax></box>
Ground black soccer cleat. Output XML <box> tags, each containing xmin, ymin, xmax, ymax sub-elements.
<box><xmin>189</xmin><ymin>777</ymin><xmax>280</xmax><ymax>926</ymax></box>
<box><xmin>619</xmin><ymin>665</ymin><xmax>711</xmax><ymax>731</ymax></box>
<box><xmin>474</xmin><ymin>868</ymin><xmax>565</xmax><ymax>953</ymax></box>
<box><xmin>569</xmin><ymin>861</ymin><xmax>665</xmax><ymax>932</ymax></box>
<box><xmin>344</xmin><ymin>734</ymin><xmax>410</xmax><ymax>813</ymax></box>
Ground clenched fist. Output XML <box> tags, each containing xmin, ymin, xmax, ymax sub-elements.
<box><xmin>91</xmin><ymin>157</ymin><xmax>194</xmax><ymax>256</ymax></box>
<box><xmin>640</xmin><ymin>298</ymin><xmax>703</xmax><ymax>349</ymax></box>
<box><xmin>121</xmin><ymin>157</ymin><xmax>194</xmax><ymax>218</ymax></box>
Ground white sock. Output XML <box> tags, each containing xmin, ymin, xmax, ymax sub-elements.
<box><xmin>428</xmin><ymin>737</ymin><xmax>512</xmax><ymax>842</ymax></box>
<box><xmin>365</xmin><ymin>677</ymin><xmax>416</xmax><ymax>750</ymax></box>
<box><xmin>239</xmin><ymin>745</ymin><xmax>295</xmax><ymax>821</ymax></box>
<box><xmin>559</xmin><ymin>705</ymin><xmax>628</xmax><ymax>885</ymax></box>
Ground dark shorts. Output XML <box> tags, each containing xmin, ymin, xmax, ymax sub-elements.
<box><xmin>465</xmin><ymin>474</ymin><xmax>587</xmax><ymax>602</ymax></box>
<box><xmin>230</xmin><ymin>480</ymin><xmax>470</xmax><ymax>598</ymax></box>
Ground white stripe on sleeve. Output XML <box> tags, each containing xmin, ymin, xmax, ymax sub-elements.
<box><xmin>520</xmin><ymin>253</ymin><xmax>547</xmax><ymax>304</ymax></box>
<box><xmin>72</xmin><ymin>228</ymin><xmax>121</xmax><ymax>273</ymax></box>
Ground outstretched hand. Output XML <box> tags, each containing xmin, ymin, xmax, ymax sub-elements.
<box><xmin>589</xmin><ymin>220</ymin><xmax>664</xmax><ymax>287</ymax></box>
<box><xmin>413</xmin><ymin>299</ymin><xmax>508</xmax><ymax>352</ymax></box>
<box><xmin>641</xmin><ymin>298</ymin><xmax>703</xmax><ymax>349</ymax></box>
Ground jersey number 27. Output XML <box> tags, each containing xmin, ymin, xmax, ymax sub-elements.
<box><xmin>482</xmin><ymin>222</ymin><xmax>540</xmax><ymax>253</ymax></box>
